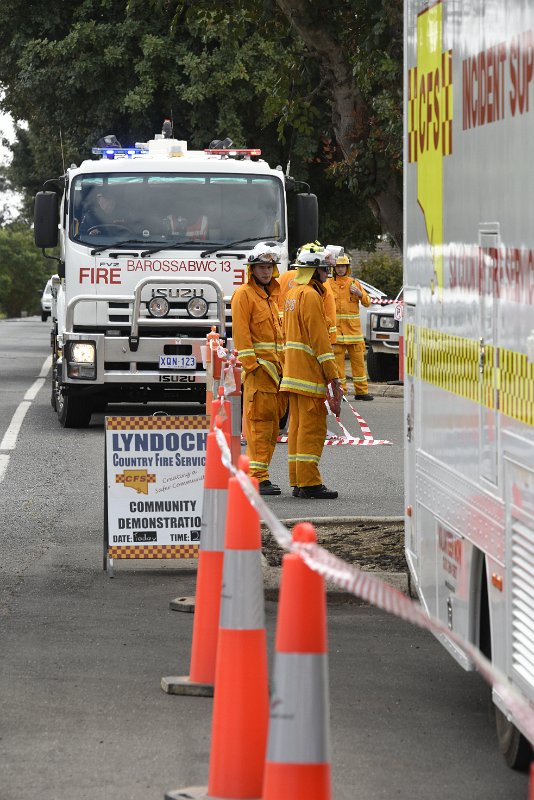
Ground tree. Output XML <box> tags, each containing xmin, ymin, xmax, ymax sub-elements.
<box><xmin>0</xmin><ymin>0</ymin><xmax>401</xmax><ymax>247</ymax></box>
<box><xmin>273</xmin><ymin>0</ymin><xmax>403</xmax><ymax>248</ymax></box>
<box><xmin>0</xmin><ymin>223</ymin><xmax>52</xmax><ymax>316</ymax></box>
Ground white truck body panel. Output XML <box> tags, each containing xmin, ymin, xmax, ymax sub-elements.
<box><xmin>405</xmin><ymin>0</ymin><xmax>534</xmax><ymax>743</ymax></box>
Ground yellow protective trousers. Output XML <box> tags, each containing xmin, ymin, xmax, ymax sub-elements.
<box><xmin>244</xmin><ymin>367</ymin><xmax>284</xmax><ymax>482</ymax></box>
<box><xmin>334</xmin><ymin>342</ymin><xmax>368</xmax><ymax>395</ymax></box>
<box><xmin>287</xmin><ymin>393</ymin><xmax>327</xmax><ymax>488</ymax></box>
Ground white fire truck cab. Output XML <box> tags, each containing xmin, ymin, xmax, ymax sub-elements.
<box><xmin>34</xmin><ymin>128</ymin><xmax>317</xmax><ymax>427</ymax></box>
<box><xmin>405</xmin><ymin>0</ymin><xmax>534</xmax><ymax>768</ymax></box>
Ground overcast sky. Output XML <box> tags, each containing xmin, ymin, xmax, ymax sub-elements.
<box><xmin>1</xmin><ymin>110</ymin><xmax>23</xmax><ymax>216</ymax></box>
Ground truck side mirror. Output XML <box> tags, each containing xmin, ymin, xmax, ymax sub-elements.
<box><xmin>34</xmin><ymin>191</ymin><xmax>59</xmax><ymax>249</ymax></box>
<box><xmin>294</xmin><ymin>193</ymin><xmax>318</xmax><ymax>248</ymax></box>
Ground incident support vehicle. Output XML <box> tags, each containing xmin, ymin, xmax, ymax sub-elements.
<box><xmin>34</xmin><ymin>125</ymin><xmax>317</xmax><ymax>427</ymax></box>
<box><xmin>404</xmin><ymin>0</ymin><xmax>534</xmax><ymax>768</ymax></box>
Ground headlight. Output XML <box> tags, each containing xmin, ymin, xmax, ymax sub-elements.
<box><xmin>67</xmin><ymin>341</ymin><xmax>96</xmax><ymax>379</ymax></box>
<box><xmin>148</xmin><ymin>296</ymin><xmax>170</xmax><ymax>318</ymax></box>
<box><xmin>187</xmin><ymin>296</ymin><xmax>208</xmax><ymax>318</ymax></box>
<box><xmin>371</xmin><ymin>314</ymin><xmax>396</xmax><ymax>331</ymax></box>
<box><xmin>71</xmin><ymin>342</ymin><xmax>96</xmax><ymax>363</ymax></box>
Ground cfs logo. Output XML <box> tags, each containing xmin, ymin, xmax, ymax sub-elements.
<box><xmin>116</xmin><ymin>469</ymin><xmax>156</xmax><ymax>495</ymax></box>
<box><xmin>407</xmin><ymin>0</ymin><xmax>453</xmax><ymax>293</ymax></box>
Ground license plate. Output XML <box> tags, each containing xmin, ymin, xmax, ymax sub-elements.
<box><xmin>159</xmin><ymin>355</ymin><xmax>197</xmax><ymax>370</ymax></box>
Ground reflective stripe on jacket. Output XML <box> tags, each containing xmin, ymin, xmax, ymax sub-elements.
<box><xmin>278</xmin><ymin>270</ymin><xmax>336</xmax><ymax>343</ymax></box>
<box><xmin>326</xmin><ymin>275</ymin><xmax>370</xmax><ymax>345</ymax></box>
<box><xmin>231</xmin><ymin>277</ymin><xmax>283</xmax><ymax>389</ymax></box>
<box><xmin>281</xmin><ymin>281</ymin><xmax>338</xmax><ymax>397</ymax></box>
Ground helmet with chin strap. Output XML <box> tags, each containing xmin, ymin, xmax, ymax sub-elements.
<box><xmin>294</xmin><ymin>242</ymin><xmax>331</xmax><ymax>285</ymax></box>
<box><xmin>246</xmin><ymin>241</ymin><xmax>281</xmax><ymax>280</ymax></box>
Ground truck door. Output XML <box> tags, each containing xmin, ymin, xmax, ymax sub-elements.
<box><xmin>478</xmin><ymin>224</ymin><xmax>500</xmax><ymax>486</ymax></box>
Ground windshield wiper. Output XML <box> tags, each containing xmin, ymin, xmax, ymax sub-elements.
<box><xmin>200</xmin><ymin>235</ymin><xmax>278</xmax><ymax>258</ymax></box>
<box><xmin>89</xmin><ymin>239</ymin><xmax>156</xmax><ymax>256</ymax></box>
<box><xmin>139</xmin><ymin>240</ymin><xmax>222</xmax><ymax>257</ymax></box>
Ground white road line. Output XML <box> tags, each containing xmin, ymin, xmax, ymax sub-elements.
<box><xmin>0</xmin><ymin>401</ymin><xmax>32</xmax><ymax>450</ymax></box>
<box><xmin>38</xmin><ymin>355</ymin><xmax>52</xmax><ymax>379</ymax></box>
<box><xmin>0</xmin><ymin>454</ymin><xmax>10</xmax><ymax>483</ymax></box>
<box><xmin>24</xmin><ymin>378</ymin><xmax>46</xmax><ymax>402</ymax></box>
<box><xmin>0</xmin><ymin>355</ymin><xmax>51</xmax><ymax>481</ymax></box>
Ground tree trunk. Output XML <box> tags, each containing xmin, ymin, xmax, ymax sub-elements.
<box><xmin>275</xmin><ymin>0</ymin><xmax>403</xmax><ymax>249</ymax></box>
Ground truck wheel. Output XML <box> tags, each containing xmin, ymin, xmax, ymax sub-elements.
<box><xmin>366</xmin><ymin>346</ymin><xmax>385</xmax><ymax>382</ymax></box>
<box><xmin>366</xmin><ymin>347</ymin><xmax>399</xmax><ymax>383</ymax></box>
<box><xmin>56</xmin><ymin>389</ymin><xmax>92</xmax><ymax>428</ymax></box>
<box><xmin>51</xmin><ymin>356</ymin><xmax>60</xmax><ymax>411</ymax></box>
<box><xmin>495</xmin><ymin>706</ymin><xmax>532</xmax><ymax>769</ymax></box>
<box><xmin>41</xmin><ymin>311</ymin><xmax>49</xmax><ymax>322</ymax></box>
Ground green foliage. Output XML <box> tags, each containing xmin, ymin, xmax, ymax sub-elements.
<box><xmin>0</xmin><ymin>223</ymin><xmax>53</xmax><ymax>316</ymax></box>
<box><xmin>356</xmin><ymin>251</ymin><xmax>402</xmax><ymax>298</ymax></box>
<box><xmin>0</xmin><ymin>0</ymin><xmax>402</xmax><ymax>245</ymax></box>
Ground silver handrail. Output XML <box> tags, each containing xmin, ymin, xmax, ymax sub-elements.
<box><xmin>64</xmin><ymin>277</ymin><xmax>226</xmax><ymax>341</ymax></box>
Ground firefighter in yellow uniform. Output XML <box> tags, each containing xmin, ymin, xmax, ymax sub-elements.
<box><xmin>231</xmin><ymin>242</ymin><xmax>285</xmax><ymax>495</ymax></box>
<box><xmin>281</xmin><ymin>246</ymin><xmax>340</xmax><ymax>499</ymax></box>
<box><xmin>327</xmin><ymin>253</ymin><xmax>373</xmax><ymax>400</ymax></box>
<box><xmin>278</xmin><ymin>243</ymin><xmax>337</xmax><ymax>344</ymax></box>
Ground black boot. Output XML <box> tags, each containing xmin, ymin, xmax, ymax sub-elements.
<box><xmin>354</xmin><ymin>393</ymin><xmax>374</xmax><ymax>401</ymax></box>
<box><xmin>259</xmin><ymin>480</ymin><xmax>281</xmax><ymax>496</ymax></box>
<box><xmin>299</xmin><ymin>484</ymin><xmax>338</xmax><ymax>500</ymax></box>
<box><xmin>291</xmin><ymin>486</ymin><xmax>301</xmax><ymax>497</ymax></box>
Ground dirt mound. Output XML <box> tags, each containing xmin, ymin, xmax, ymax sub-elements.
<box><xmin>262</xmin><ymin>519</ymin><xmax>406</xmax><ymax>573</ymax></box>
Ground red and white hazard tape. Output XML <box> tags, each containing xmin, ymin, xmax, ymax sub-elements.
<box><xmin>369</xmin><ymin>298</ymin><xmax>398</xmax><ymax>305</ymax></box>
<box><xmin>214</xmin><ymin>423</ymin><xmax>534</xmax><ymax>746</ymax></box>
<box><xmin>274</xmin><ymin>396</ymin><xmax>391</xmax><ymax>446</ymax></box>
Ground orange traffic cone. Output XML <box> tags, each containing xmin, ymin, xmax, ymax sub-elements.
<box><xmin>221</xmin><ymin>352</ymin><xmax>242</xmax><ymax>467</ymax></box>
<box><xmin>205</xmin><ymin>326</ymin><xmax>220</xmax><ymax>413</ymax></box>
<box><xmin>262</xmin><ymin>522</ymin><xmax>331</xmax><ymax>800</ymax></box>
<box><xmin>207</xmin><ymin>455</ymin><xmax>269</xmax><ymax>798</ymax></box>
<box><xmin>210</xmin><ymin>386</ymin><xmax>232</xmax><ymax>436</ymax></box>
<box><xmin>161</xmin><ymin>417</ymin><xmax>231</xmax><ymax>697</ymax></box>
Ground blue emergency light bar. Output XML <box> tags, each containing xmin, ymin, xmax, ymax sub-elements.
<box><xmin>91</xmin><ymin>147</ymin><xmax>148</xmax><ymax>159</ymax></box>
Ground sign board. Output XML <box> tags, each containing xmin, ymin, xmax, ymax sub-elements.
<box><xmin>104</xmin><ymin>415</ymin><xmax>208</xmax><ymax>572</ymax></box>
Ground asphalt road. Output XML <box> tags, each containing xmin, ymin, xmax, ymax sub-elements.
<box><xmin>0</xmin><ymin>317</ymin><xmax>529</xmax><ymax>799</ymax></box>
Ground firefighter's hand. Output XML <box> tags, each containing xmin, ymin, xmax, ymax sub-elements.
<box><xmin>349</xmin><ymin>283</ymin><xmax>362</xmax><ymax>298</ymax></box>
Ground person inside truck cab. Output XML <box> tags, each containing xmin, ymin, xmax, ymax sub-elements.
<box><xmin>79</xmin><ymin>189</ymin><xmax>127</xmax><ymax>236</ymax></box>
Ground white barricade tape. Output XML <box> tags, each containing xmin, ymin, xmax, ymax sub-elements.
<box><xmin>213</xmin><ymin>423</ymin><xmax>534</xmax><ymax>745</ymax></box>
<box><xmin>275</xmin><ymin>397</ymin><xmax>391</xmax><ymax>447</ymax></box>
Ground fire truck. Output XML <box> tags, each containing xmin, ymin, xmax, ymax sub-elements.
<box><xmin>34</xmin><ymin>126</ymin><xmax>317</xmax><ymax>427</ymax></box>
<box><xmin>405</xmin><ymin>0</ymin><xmax>534</xmax><ymax>768</ymax></box>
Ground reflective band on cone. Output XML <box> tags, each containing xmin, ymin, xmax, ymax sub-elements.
<box><xmin>207</xmin><ymin>455</ymin><xmax>269</xmax><ymax>799</ymax></box>
<box><xmin>161</xmin><ymin>420</ymin><xmax>231</xmax><ymax>697</ymax></box>
<box><xmin>262</xmin><ymin>522</ymin><xmax>331</xmax><ymax>800</ymax></box>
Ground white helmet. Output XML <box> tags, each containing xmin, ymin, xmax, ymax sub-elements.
<box><xmin>246</xmin><ymin>241</ymin><xmax>281</xmax><ymax>280</ymax></box>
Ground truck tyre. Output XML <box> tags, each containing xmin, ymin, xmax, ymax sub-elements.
<box><xmin>41</xmin><ymin>311</ymin><xmax>49</xmax><ymax>322</ymax></box>
<box><xmin>56</xmin><ymin>389</ymin><xmax>92</xmax><ymax>428</ymax></box>
<box><xmin>51</xmin><ymin>355</ymin><xmax>60</xmax><ymax>411</ymax></box>
<box><xmin>366</xmin><ymin>346</ymin><xmax>399</xmax><ymax>383</ymax></box>
<box><xmin>495</xmin><ymin>706</ymin><xmax>532</xmax><ymax>770</ymax></box>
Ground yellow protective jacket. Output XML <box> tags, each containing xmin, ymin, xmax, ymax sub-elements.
<box><xmin>280</xmin><ymin>280</ymin><xmax>338</xmax><ymax>397</ymax></box>
<box><xmin>278</xmin><ymin>270</ymin><xmax>337</xmax><ymax>344</ymax></box>
<box><xmin>326</xmin><ymin>275</ymin><xmax>370</xmax><ymax>345</ymax></box>
<box><xmin>231</xmin><ymin>277</ymin><xmax>284</xmax><ymax>389</ymax></box>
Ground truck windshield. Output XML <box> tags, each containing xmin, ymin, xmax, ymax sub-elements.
<box><xmin>70</xmin><ymin>173</ymin><xmax>285</xmax><ymax>248</ymax></box>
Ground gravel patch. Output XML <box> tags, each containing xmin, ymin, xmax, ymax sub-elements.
<box><xmin>261</xmin><ymin>519</ymin><xmax>406</xmax><ymax>573</ymax></box>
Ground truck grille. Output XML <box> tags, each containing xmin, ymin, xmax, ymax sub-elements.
<box><xmin>511</xmin><ymin>518</ymin><xmax>534</xmax><ymax>689</ymax></box>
